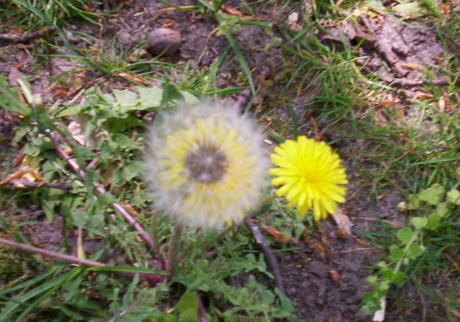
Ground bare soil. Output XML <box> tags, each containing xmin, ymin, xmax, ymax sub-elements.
<box><xmin>0</xmin><ymin>1</ymin><xmax>450</xmax><ymax>321</ymax></box>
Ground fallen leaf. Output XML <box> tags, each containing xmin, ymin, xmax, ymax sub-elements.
<box><xmin>118</xmin><ymin>71</ymin><xmax>150</xmax><ymax>85</ymax></box>
<box><xmin>413</xmin><ymin>92</ymin><xmax>434</xmax><ymax>99</ymax></box>
<box><xmin>163</xmin><ymin>19</ymin><xmax>175</xmax><ymax>28</ymax></box>
<box><xmin>222</xmin><ymin>5</ymin><xmax>243</xmax><ymax>17</ymax></box>
<box><xmin>262</xmin><ymin>224</ymin><xmax>297</xmax><ymax>244</ymax></box>
<box><xmin>53</xmin><ymin>88</ymin><xmax>68</xmax><ymax>97</ymax></box>
<box><xmin>438</xmin><ymin>93</ymin><xmax>446</xmax><ymax>112</ymax></box>
<box><xmin>329</xmin><ymin>270</ymin><xmax>341</xmax><ymax>285</ymax></box>
<box><xmin>331</xmin><ymin>208</ymin><xmax>353</xmax><ymax>237</ymax></box>
<box><xmin>400</xmin><ymin>63</ymin><xmax>425</xmax><ymax>71</ymax></box>
<box><xmin>375</xmin><ymin>96</ymin><xmax>400</xmax><ymax>107</ymax></box>
<box><xmin>68</xmin><ymin>115</ymin><xmax>98</xmax><ymax>147</ymax></box>
<box><xmin>21</xmin><ymin>155</ymin><xmax>41</xmax><ymax>182</ymax></box>
<box><xmin>287</xmin><ymin>12</ymin><xmax>301</xmax><ymax>31</ymax></box>
<box><xmin>8</xmin><ymin>67</ymin><xmax>24</xmax><ymax>88</ymax></box>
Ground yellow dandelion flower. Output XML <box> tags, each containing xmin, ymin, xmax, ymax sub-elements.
<box><xmin>145</xmin><ymin>101</ymin><xmax>268</xmax><ymax>230</ymax></box>
<box><xmin>270</xmin><ymin>136</ymin><xmax>348</xmax><ymax>221</ymax></box>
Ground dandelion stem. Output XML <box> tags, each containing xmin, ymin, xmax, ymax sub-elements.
<box><xmin>244</xmin><ymin>218</ymin><xmax>286</xmax><ymax>295</ymax></box>
<box><xmin>256</xmin><ymin>193</ymin><xmax>278</xmax><ymax>208</ymax></box>
<box><xmin>49</xmin><ymin>131</ymin><xmax>155</xmax><ymax>249</ymax></box>
<box><xmin>211</xmin><ymin>194</ymin><xmax>278</xmax><ymax>242</ymax></box>
<box><xmin>168</xmin><ymin>222</ymin><xmax>184</xmax><ymax>272</ymax></box>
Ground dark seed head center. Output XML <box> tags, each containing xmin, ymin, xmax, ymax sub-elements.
<box><xmin>185</xmin><ymin>142</ymin><xmax>228</xmax><ymax>183</ymax></box>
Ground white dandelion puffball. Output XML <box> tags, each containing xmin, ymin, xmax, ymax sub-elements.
<box><xmin>145</xmin><ymin>101</ymin><xmax>269</xmax><ymax>230</ymax></box>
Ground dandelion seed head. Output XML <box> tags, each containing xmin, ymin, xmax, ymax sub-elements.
<box><xmin>145</xmin><ymin>101</ymin><xmax>268</xmax><ymax>229</ymax></box>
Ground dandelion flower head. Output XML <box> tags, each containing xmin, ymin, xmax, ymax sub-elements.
<box><xmin>270</xmin><ymin>136</ymin><xmax>348</xmax><ymax>221</ymax></box>
<box><xmin>145</xmin><ymin>101</ymin><xmax>268</xmax><ymax>230</ymax></box>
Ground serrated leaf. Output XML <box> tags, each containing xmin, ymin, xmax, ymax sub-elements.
<box><xmin>123</xmin><ymin>161</ymin><xmax>143</xmax><ymax>181</ymax></box>
<box><xmin>113</xmin><ymin>89</ymin><xmax>138</xmax><ymax>107</ymax></box>
<box><xmin>407</xmin><ymin>243</ymin><xmax>425</xmax><ymax>259</ymax></box>
<box><xmin>447</xmin><ymin>189</ymin><xmax>460</xmax><ymax>205</ymax></box>
<box><xmin>112</xmin><ymin>133</ymin><xmax>139</xmax><ymax>150</ymax></box>
<box><xmin>110</xmin><ymin>86</ymin><xmax>167</xmax><ymax>113</ymax></box>
<box><xmin>389</xmin><ymin>245</ymin><xmax>404</xmax><ymax>261</ymax></box>
<box><xmin>137</xmin><ymin>86</ymin><xmax>163</xmax><ymax>108</ymax></box>
<box><xmin>418</xmin><ymin>184</ymin><xmax>444</xmax><ymax>205</ymax></box>
<box><xmin>396</xmin><ymin>227</ymin><xmax>415</xmax><ymax>245</ymax></box>
<box><xmin>410</xmin><ymin>217</ymin><xmax>428</xmax><ymax>230</ymax></box>
<box><xmin>24</xmin><ymin>143</ymin><xmax>41</xmax><ymax>157</ymax></box>
<box><xmin>180</xmin><ymin>90</ymin><xmax>199</xmax><ymax>105</ymax></box>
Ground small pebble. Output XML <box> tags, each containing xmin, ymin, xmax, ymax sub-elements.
<box><xmin>146</xmin><ymin>28</ymin><xmax>181</xmax><ymax>56</ymax></box>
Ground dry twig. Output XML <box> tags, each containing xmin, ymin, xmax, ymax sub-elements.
<box><xmin>0</xmin><ymin>26</ymin><xmax>56</xmax><ymax>45</ymax></box>
<box><xmin>0</xmin><ymin>237</ymin><xmax>165</xmax><ymax>285</ymax></box>
<box><xmin>4</xmin><ymin>178</ymin><xmax>72</xmax><ymax>191</ymax></box>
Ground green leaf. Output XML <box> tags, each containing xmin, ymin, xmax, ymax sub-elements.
<box><xmin>426</xmin><ymin>213</ymin><xmax>441</xmax><ymax>231</ymax></box>
<box><xmin>161</xmin><ymin>83</ymin><xmax>185</xmax><ymax>108</ymax></box>
<box><xmin>366</xmin><ymin>275</ymin><xmax>379</xmax><ymax>285</ymax></box>
<box><xmin>418</xmin><ymin>184</ymin><xmax>444</xmax><ymax>205</ymax></box>
<box><xmin>112</xmin><ymin>133</ymin><xmax>139</xmax><ymax>150</ymax></box>
<box><xmin>175</xmin><ymin>290</ymin><xmax>198</xmax><ymax>321</ymax></box>
<box><xmin>123</xmin><ymin>161</ymin><xmax>143</xmax><ymax>181</ymax></box>
<box><xmin>72</xmin><ymin>144</ymin><xmax>98</xmax><ymax>161</ymax></box>
<box><xmin>407</xmin><ymin>243</ymin><xmax>425</xmax><ymax>259</ymax></box>
<box><xmin>137</xmin><ymin>86</ymin><xmax>163</xmax><ymax>109</ymax></box>
<box><xmin>393</xmin><ymin>2</ymin><xmax>424</xmax><ymax>14</ymax></box>
<box><xmin>87</xmin><ymin>266</ymin><xmax>169</xmax><ymax>275</ymax></box>
<box><xmin>410</xmin><ymin>217</ymin><xmax>428</xmax><ymax>230</ymax></box>
<box><xmin>392</xmin><ymin>272</ymin><xmax>407</xmax><ymax>286</ymax></box>
<box><xmin>433</xmin><ymin>202</ymin><xmax>448</xmax><ymax>218</ymax></box>
<box><xmin>18</xmin><ymin>76</ymin><xmax>41</xmax><ymax>107</ymax></box>
<box><xmin>108</xmin><ymin>86</ymin><xmax>170</xmax><ymax>113</ymax></box>
<box><xmin>0</xmin><ymin>76</ymin><xmax>31</xmax><ymax>115</ymax></box>
<box><xmin>407</xmin><ymin>194</ymin><xmax>420</xmax><ymax>208</ymax></box>
<box><xmin>376</xmin><ymin>261</ymin><xmax>387</xmax><ymax>268</ymax></box>
<box><xmin>381</xmin><ymin>268</ymin><xmax>393</xmax><ymax>281</ymax></box>
<box><xmin>72</xmin><ymin>209</ymin><xmax>89</xmax><ymax>227</ymax></box>
<box><xmin>365</xmin><ymin>0</ymin><xmax>384</xmax><ymax>11</ymax></box>
<box><xmin>396</xmin><ymin>227</ymin><xmax>415</xmax><ymax>245</ymax></box>
<box><xmin>377</xmin><ymin>280</ymin><xmax>390</xmax><ymax>292</ymax></box>
<box><xmin>113</xmin><ymin>89</ymin><xmax>138</xmax><ymax>108</ymax></box>
<box><xmin>389</xmin><ymin>245</ymin><xmax>404</xmax><ymax>261</ymax></box>
<box><xmin>24</xmin><ymin>142</ymin><xmax>41</xmax><ymax>157</ymax></box>
<box><xmin>447</xmin><ymin>189</ymin><xmax>460</xmax><ymax>205</ymax></box>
